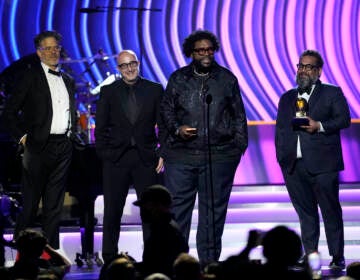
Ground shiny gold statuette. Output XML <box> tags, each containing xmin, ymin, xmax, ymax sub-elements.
<box><xmin>292</xmin><ymin>97</ymin><xmax>309</xmax><ymax>126</ymax></box>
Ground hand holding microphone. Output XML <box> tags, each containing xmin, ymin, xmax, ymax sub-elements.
<box><xmin>176</xmin><ymin>125</ymin><xmax>198</xmax><ymax>140</ymax></box>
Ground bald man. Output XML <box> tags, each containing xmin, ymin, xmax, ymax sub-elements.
<box><xmin>95</xmin><ymin>50</ymin><xmax>165</xmax><ymax>262</ymax></box>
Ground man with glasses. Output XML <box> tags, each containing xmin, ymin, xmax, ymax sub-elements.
<box><xmin>160</xmin><ymin>30</ymin><xmax>248</xmax><ymax>265</ymax></box>
<box><xmin>95</xmin><ymin>50</ymin><xmax>165</xmax><ymax>263</ymax></box>
<box><xmin>275</xmin><ymin>50</ymin><xmax>351</xmax><ymax>269</ymax></box>
<box><xmin>3</xmin><ymin>30</ymin><xmax>76</xmax><ymax>249</ymax></box>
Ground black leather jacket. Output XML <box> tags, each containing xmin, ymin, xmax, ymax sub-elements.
<box><xmin>161</xmin><ymin>62</ymin><xmax>248</xmax><ymax>162</ymax></box>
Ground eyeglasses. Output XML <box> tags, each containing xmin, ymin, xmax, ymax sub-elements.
<box><xmin>38</xmin><ymin>45</ymin><xmax>62</xmax><ymax>52</ymax></box>
<box><xmin>193</xmin><ymin>47</ymin><xmax>215</xmax><ymax>56</ymax></box>
<box><xmin>118</xmin><ymin>61</ymin><xmax>139</xmax><ymax>70</ymax></box>
<box><xmin>296</xmin><ymin>63</ymin><xmax>318</xmax><ymax>71</ymax></box>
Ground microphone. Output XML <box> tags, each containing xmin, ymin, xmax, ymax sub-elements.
<box><xmin>205</xmin><ymin>94</ymin><xmax>212</xmax><ymax>105</ymax></box>
<box><xmin>79</xmin><ymin>8</ymin><xmax>102</xmax><ymax>13</ymax></box>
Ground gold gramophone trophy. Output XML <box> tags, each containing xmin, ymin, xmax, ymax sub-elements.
<box><xmin>292</xmin><ymin>97</ymin><xmax>309</xmax><ymax>126</ymax></box>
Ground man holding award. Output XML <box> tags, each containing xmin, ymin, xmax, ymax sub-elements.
<box><xmin>275</xmin><ymin>50</ymin><xmax>351</xmax><ymax>269</ymax></box>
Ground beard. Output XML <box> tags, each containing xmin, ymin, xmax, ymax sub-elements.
<box><xmin>296</xmin><ymin>73</ymin><xmax>317</xmax><ymax>89</ymax></box>
<box><xmin>192</xmin><ymin>58</ymin><xmax>214</xmax><ymax>74</ymax></box>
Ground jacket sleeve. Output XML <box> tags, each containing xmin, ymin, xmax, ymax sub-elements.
<box><xmin>94</xmin><ymin>86</ymin><xmax>111</xmax><ymax>158</ymax></box>
<box><xmin>2</xmin><ymin>70</ymin><xmax>33</xmax><ymax>143</ymax></box>
<box><xmin>231</xmin><ymin>80</ymin><xmax>248</xmax><ymax>154</ymax></box>
<box><xmin>160</xmin><ymin>74</ymin><xmax>180</xmax><ymax>136</ymax></box>
<box><xmin>275</xmin><ymin>95</ymin><xmax>286</xmax><ymax>164</ymax></box>
<box><xmin>155</xmin><ymin>83</ymin><xmax>167</xmax><ymax>157</ymax></box>
<box><xmin>320</xmin><ymin>86</ymin><xmax>351</xmax><ymax>134</ymax></box>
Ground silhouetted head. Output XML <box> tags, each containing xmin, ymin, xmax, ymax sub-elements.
<box><xmin>16</xmin><ymin>229</ymin><xmax>47</xmax><ymax>259</ymax></box>
<box><xmin>262</xmin><ymin>225</ymin><xmax>303</xmax><ymax>267</ymax></box>
<box><xmin>346</xmin><ymin>261</ymin><xmax>360</xmax><ymax>279</ymax></box>
<box><xmin>145</xmin><ymin>273</ymin><xmax>171</xmax><ymax>280</ymax></box>
<box><xmin>105</xmin><ymin>256</ymin><xmax>136</xmax><ymax>280</ymax></box>
<box><xmin>133</xmin><ymin>185</ymin><xmax>172</xmax><ymax>223</ymax></box>
<box><xmin>173</xmin><ymin>253</ymin><xmax>201</xmax><ymax>280</ymax></box>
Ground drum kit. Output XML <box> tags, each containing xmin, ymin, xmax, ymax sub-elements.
<box><xmin>60</xmin><ymin>50</ymin><xmax>119</xmax><ymax>144</ymax></box>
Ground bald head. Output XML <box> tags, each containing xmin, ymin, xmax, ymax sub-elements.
<box><xmin>117</xmin><ymin>50</ymin><xmax>138</xmax><ymax>61</ymax></box>
<box><xmin>117</xmin><ymin>50</ymin><xmax>140</xmax><ymax>85</ymax></box>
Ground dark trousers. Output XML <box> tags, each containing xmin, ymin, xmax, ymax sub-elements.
<box><xmin>15</xmin><ymin>136</ymin><xmax>72</xmax><ymax>249</ymax></box>
<box><xmin>101</xmin><ymin>148</ymin><xmax>158</xmax><ymax>263</ymax></box>
<box><xmin>164</xmin><ymin>158</ymin><xmax>240</xmax><ymax>264</ymax></box>
<box><xmin>282</xmin><ymin>159</ymin><xmax>344</xmax><ymax>258</ymax></box>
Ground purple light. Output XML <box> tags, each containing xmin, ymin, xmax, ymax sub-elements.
<box><xmin>169</xmin><ymin>0</ymin><xmax>187</xmax><ymax>68</ymax></box>
<box><xmin>113</xmin><ymin>0</ymin><xmax>124</xmax><ymax>54</ymax></box>
<box><xmin>143</xmin><ymin>1</ymin><xmax>167</xmax><ymax>84</ymax></box>
<box><xmin>285</xmin><ymin>0</ymin><xmax>300</xmax><ymax>79</ymax></box>
<box><xmin>195</xmin><ymin>0</ymin><xmax>206</xmax><ymax>28</ymax></box>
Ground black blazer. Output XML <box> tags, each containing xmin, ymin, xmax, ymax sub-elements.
<box><xmin>3</xmin><ymin>62</ymin><xmax>76</xmax><ymax>153</ymax></box>
<box><xmin>275</xmin><ymin>80</ymin><xmax>351</xmax><ymax>174</ymax></box>
<box><xmin>95</xmin><ymin>77</ymin><xmax>164</xmax><ymax>165</ymax></box>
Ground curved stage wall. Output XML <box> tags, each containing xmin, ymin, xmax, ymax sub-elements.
<box><xmin>236</xmin><ymin>122</ymin><xmax>360</xmax><ymax>185</ymax></box>
<box><xmin>0</xmin><ymin>0</ymin><xmax>359</xmax><ymax>184</ymax></box>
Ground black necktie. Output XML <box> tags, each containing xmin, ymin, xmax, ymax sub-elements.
<box><xmin>127</xmin><ymin>86</ymin><xmax>138</xmax><ymax>125</ymax></box>
<box><xmin>127</xmin><ymin>87</ymin><xmax>138</xmax><ymax>146</ymax></box>
<box><xmin>48</xmin><ymin>69</ymin><xmax>61</xmax><ymax>76</ymax></box>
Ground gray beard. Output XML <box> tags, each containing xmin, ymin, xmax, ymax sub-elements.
<box><xmin>296</xmin><ymin>75</ymin><xmax>317</xmax><ymax>89</ymax></box>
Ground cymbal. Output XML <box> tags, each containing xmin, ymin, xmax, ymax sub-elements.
<box><xmin>90</xmin><ymin>74</ymin><xmax>119</xmax><ymax>94</ymax></box>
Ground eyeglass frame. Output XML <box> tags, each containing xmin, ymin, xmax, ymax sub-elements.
<box><xmin>118</xmin><ymin>61</ymin><xmax>139</xmax><ymax>70</ymax></box>
<box><xmin>296</xmin><ymin>63</ymin><xmax>319</xmax><ymax>71</ymax></box>
<box><xmin>38</xmin><ymin>45</ymin><xmax>62</xmax><ymax>52</ymax></box>
<box><xmin>192</xmin><ymin>47</ymin><xmax>215</xmax><ymax>56</ymax></box>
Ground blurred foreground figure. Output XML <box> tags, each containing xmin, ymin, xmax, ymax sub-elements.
<box><xmin>133</xmin><ymin>185</ymin><xmax>189</xmax><ymax>278</ymax></box>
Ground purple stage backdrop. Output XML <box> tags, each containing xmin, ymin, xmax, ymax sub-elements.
<box><xmin>234</xmin><ymin>122</ymin><xmax>360</xmax><ymax>185</ymax></box>
<box><xmin>1</xmin><ymin>0</ymin><xmax>359</xmax><ymax>185</ymax></box>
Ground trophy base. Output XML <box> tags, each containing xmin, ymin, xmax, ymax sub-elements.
<box><xmin>292</xmin><ymin>117</ymin><xmax>309</xmax><ymax>126</ymax></box>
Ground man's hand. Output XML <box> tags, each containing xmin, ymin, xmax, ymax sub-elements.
<box><xmin>156</xmin><ymin>157</ymin><xmax>164</xmax><ymax>173</ymax></box>
<box><xmin>20</xmin><ymin>134</ymin><xmax>27</xmax><ymax>146</ymax></box>
<box><xmin>300</xmin><ymin>117</ymin><xmax>320</xmax><ymax>133</ymax></box>
<box><xmin>177</xmin><ymin>125</ymin><xmax>198</xmax><ymax>140</ymax></box>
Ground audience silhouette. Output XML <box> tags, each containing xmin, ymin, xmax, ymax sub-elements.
<box><xmin>2</xmin><ymin>229</ymin><xmax>70</xmax><ymax>279</ymax></box>
<box><xmin>99</xmin><ymin>253</ymin><xmax>137</xmax><ymax>280</ymax></box>
<box><xmin>222</xmin><ymin>225</ymin><xmax>312</xmax><ymax>280</ymax></box>
<box><xmin>133</xmin><ymin>185</ymin><xmax>189</xmax><ymax>278</ymax></box>
<box><xmin>347</xmin><ymin>261</ymin><xmax>360</xmax><ymax>280</ymax></box>
<box><xmin>173</xmin><ymin>253</ymin><xmax>202</xmax><ymax>280</ymax></box>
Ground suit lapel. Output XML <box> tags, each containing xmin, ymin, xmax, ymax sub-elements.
<box><xmin>308</xmin><ymin>81</ymin><xmax>322</xmax><ymax>112</ymax></box>
<box><xmin>113</xmin><ymin>80</ymin><xmax>129</xmax><ymax>118</ymax></box>
<box><xmin>37</xmin><ymin>66</ymin><xmax>53</xmax><ymax>112</ymax></box>
<box><xmin>290</xmin><ymin>89</ymin><xmax>298</xmax><ymax>116</ymax></box>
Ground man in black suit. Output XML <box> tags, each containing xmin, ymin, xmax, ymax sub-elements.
<box><xmin>275</xmin><ymin>50</ymin><xmax>351</xmax><ymax>269</ymax></box>
<box><xmin>2</xmin><ymin>30</ymin><xmax>76</xmax><ymax>249</ymax></box>
<box><xmin>95</xmin><ymin>50</ymin><xmax>164</xmax><ymax>263</ymax></box>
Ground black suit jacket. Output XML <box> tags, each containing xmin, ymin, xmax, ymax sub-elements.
<box><xmin>95</xmin><ymin>77</ymin><xmax>164</xmax><ymax>165</ymax></box>
<box><xmin>275</xmin><ymin>80</ymin><xmax>351</xmax><ymax>174</ymax></box>
<box><xmin>2</xmin><ymin>62</ymin><xmax>76</xmax><ymax>153</ymax></box>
